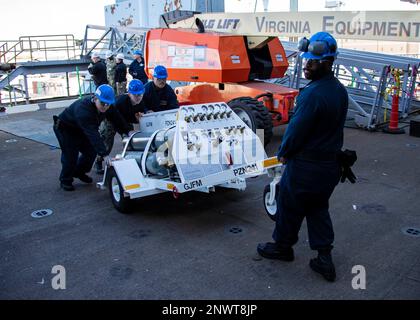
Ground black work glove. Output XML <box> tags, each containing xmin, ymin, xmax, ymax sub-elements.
<box><xmin>337</xmin><ymin>149</ymin><xmax>358</xmax><ymax>184</ymax></box>
<box><xmin>341</xmin><ymin>166</ymin><xmax>357</xmax><ymax>184</ymax></box>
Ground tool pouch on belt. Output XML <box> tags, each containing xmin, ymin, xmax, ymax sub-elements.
<box><xmin>337</xmin><ymin>149</ymin><xmax>357</xmax><ymax>184</ymax></box>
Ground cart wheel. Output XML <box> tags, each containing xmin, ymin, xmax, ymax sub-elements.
<box><xmin>107</xmin><ymin>167</ymin><xmax>133</xmax><ymax>214</ymax></box>
<box><xmin>263</xmin><ymin>185</ymin><xmax>278</xmax><ymax>222</ymax></box>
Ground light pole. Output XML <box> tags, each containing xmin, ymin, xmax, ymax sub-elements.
<box><xmin>290</xmin><ymin>0</ymin><xmax>298</xmax><ymax>42</ymax></box>
<box><xmin>290</xmin><ymin>0</ymin><xmax>298</xmax><ymax>12</ymax></box>
<box><xmin>325</xmin><ymin>1</ymin><xmax>345</xmax><ymax>10</ymax></box>
<box><xmin>263</xmin><ymin>0</ymin><xmax>269</xmax><ymax>12</ymax></box>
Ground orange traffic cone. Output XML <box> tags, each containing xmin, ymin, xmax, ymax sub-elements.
<box><xmin>383</xmin><ymin>88</ymin><xmax>405</xmax><ymax>134</ymax></box>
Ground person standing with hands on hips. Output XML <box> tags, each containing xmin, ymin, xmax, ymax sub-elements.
<box><xmin>257</xmin><ymin>32</ymin><xmax>354</xmax><ymax>282</ymax></box>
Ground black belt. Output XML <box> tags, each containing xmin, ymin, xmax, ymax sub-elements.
<box><xmin>295</xmin><ymin>150</ymin><xmax>337</xmax><ymax>162</ymax></box>
<box><xmin>53</xmin><ymin>115</ymin><xmax>61</xmax><ymax>130</ymax></box>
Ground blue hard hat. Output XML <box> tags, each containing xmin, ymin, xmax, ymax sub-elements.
<box><xmin>133</xmin><ymin>50</ymin><xmax>142</xmax><ymax>56</ymax></box>
<box><xmin>128</xmin><ymin>79</ymin><xmax>145</xmax><ymax>95</ymax></box>
<box><xmin>95</xmin><ymin>84</ymin><xmax>115</xmax><ymax>105</ymax></box>
<box><xmin>153</xmin><ymin>65</ymin><xmax>168</xmax><ymax>79</ymax></box>
<box><xmin>298</xmin><ymin>32</ymin><xmax>338</xmax><ymax>60</ymax></box>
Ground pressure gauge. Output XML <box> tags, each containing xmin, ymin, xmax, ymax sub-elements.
<box><xmin>220</xmin><ymin>104</ymin><xmax>227</xmax><ymax>118</ymax></box>
<box><xmin>213</xmin><ymin>104</ymin><xmax>221</xmax><ymax>119</ymax></box>
<box><xmin>207</xmin><ymin>105</ymin><xmax>215</xmax><ymax>120</ymax></box>
<box><xmin>189</xmin><ymin>132</ymin><xmax>199</xmax><ymax>144</ymax></box>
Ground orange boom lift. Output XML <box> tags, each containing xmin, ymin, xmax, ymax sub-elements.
<box><xmin>144</xmin><ymin>24</ymin><xmax>299</xmax><ymax>145</ymax></box>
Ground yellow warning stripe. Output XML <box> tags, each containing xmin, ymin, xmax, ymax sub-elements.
<box><xmin>124</xmin><ymin>184</ymin><xmax>141</xmax><ymax>191</ymax></box>
<box><xmin>263</xmin><ymin>157</ymin><xmax>281</xmax><ymax>168</ymax></box>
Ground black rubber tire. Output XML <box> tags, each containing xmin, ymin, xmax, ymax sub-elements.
<box><xmin>107</xmin><ymin>167</ymin><xmax>133</xmax><ymax>214</ymax></box>
<box><xmin>228</xmin><ymin>97</ymin><xmax>273</xmax><ymax>146</ymax></box>
<box><xmin>263</xmin><ymin>185</ymin><xmax>279</xmax><ymax>222</ymax></box>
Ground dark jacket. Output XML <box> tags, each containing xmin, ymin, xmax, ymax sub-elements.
<box><xmin>88</xmin><ymin>60</ymin><xmax>108</xmax><ymax>87</ymax></box>
<box><xmin>277</xmin><ymin>72</ymin><xmax>348</xmax><ymax>160</ymax></box>
<box><xmin>129</xmin><ymin>58</ymin><xmax>148</xmax><ymax>84</ymax></box>
<box><xmin>114</xmin><ymin>94</ymin><xmax>147</xmax><ymax>125</ymax></box>
<box><xmin>143</xmin><ymin>82</ymin><xmax>179</xmax><ymax>112</ymax></box>
<box><xmin>58</xmin><ymin>98</ymin><xmax>108</xmax><ymax>157</ymax></box>
<box><xmin>58</xmin><ymin>98</ymin><xmax>130</xmax><ymax>153</ymax></box>
<box><xmin>115</xmin><ymin>62</ymin><xmax>127</xmax><ymax>83</ymax></box>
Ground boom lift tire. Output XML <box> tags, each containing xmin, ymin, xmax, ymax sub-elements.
<box><xmin>107</xmin><ymin>167</ymin><xmax>133</xmax><ymax>214</ymax></box>
<box><xmin>228</xmin><ymin>97</ymin><xmax>273</xmax><ymax>146</ymax></box>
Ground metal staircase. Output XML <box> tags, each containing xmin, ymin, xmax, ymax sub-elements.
<box><xmin>281</xmin><ymin>41</ymin><xmax>420</xmax><ymax>130</ymax></box>
<box><xmin>0</xmin><ymin>27</ymin><xmax>150</xmax><ymax>105</ymax></box>
<box><xmin>80</xmin><ymin>25</ymin><xmax>149</xmax><ymax>60</ymax></box>
<box><xmin>0</xmin><ymin>34</ymin><xmax>89</xmax><ymax>105</ymax></box>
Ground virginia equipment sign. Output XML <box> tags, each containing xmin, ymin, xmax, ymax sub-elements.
<box><xmin>171</xmin><ymin>11</ymin><xmax>420</xmax><ymax>42</ymax></box>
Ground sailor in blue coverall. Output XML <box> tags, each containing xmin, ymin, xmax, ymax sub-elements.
<box><xmin>53</xmin><ymin>85</ymin><xmax>117</xmax><ymax>191</ymax></box>
<box><xmin>142</xmin><ymin>65</ymin><xmax>179</xmax><ymax>112</ymax></box>
<box><xmin>257</xmin><ymin>32</ymin><xmax>349</xmax><ymax>282</ymax></box>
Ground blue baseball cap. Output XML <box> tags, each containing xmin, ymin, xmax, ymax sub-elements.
<box><xmin>128</xmin><ymin>79</ymin><xmax>145</xmax><ymax>95</ymax></box>
<box><xmin>95</xmin><ymin>84</ymin><xmax>115</xmax><ymax>105</ymax></box>
<box><xmin>153</xmin><ymin>65</ymin><xmax>168</xmax><ymax>79</ymax></box>
<box><xmin>133</xmin><ymin>50</ymin><xmax>142</xmax><ymax>56</ymax></box>
<box><xmin>299</xmin><ymin>31</ymin><xmax>338</xmax><ymax>60</ymax></box>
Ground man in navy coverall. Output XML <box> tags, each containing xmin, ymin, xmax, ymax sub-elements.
<box><xmin>142</xmin><ymin>65</ymin><xmax>179</xmax><ymax>112</ymax></box>
<box><xmin>53</xmin><ymin>85</ymin><xmax>116</xmax><ymax>191</ymax></box>
<box><xmin>257</xmin><ymin>32</ymin><xmax>349</xmax><ymax>282</ymax></box>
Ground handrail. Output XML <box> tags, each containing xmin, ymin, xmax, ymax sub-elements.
<box><xmin>0</xmin><ymin>40</ymin><xmax>22</xmax><ymax>64</ymax></box>
<box><xmin>80</xmin><ymin>25</ymin><xmax>149</xmax><ymax>58</ymax></box>
<box><xmin>0</xmin><ymin>34</ymin><xmax>80</xmax><ymax>64</ymax></box>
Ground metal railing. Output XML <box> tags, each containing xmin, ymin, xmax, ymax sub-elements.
<box><xmin>0</xmin><ymin>34</ymin><xmax>79</xmax><ymax>64</ymax></box>
<box><xmin>80</xmin><ymin>25</ymin><xmax>149</xmax><ymax>59</ymax></box>
<box><xmin>282</xmin><ymin>41</ymin><xmax>420</xmax><ymax>130</ymax></box>
<box><xmin>0</xmin><ymin>83</ymin><xmax>25</xmax><ymax>106</ymax></box>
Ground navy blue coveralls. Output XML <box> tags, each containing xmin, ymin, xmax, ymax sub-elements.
<box><xmin>274</xmin><ymin>72</ymin><xmax>348</xmax><ymax>252</ymax></box>
<box><xmin>115</xmin><ymin>61</ymin><xmax>127</xmax><ymax>83</ymax></box>
<box><xmin>53</xmin><ymin>98</ymin><xmax>109</xmax><ymax>185</ymax></box>
<box><xmin>143</xmin><ymin>82</ymin><xmax>179</xmax><ymax>112</ymax></box>
<box><xmin>88</xmin><ymin>60</ymin><xmax>108</xmax><ymax>87</ymax></box>
<box><xmin>129</xmin><ymin>58</ymin><xmax>148</xmax><ymax>84</ymax></box>
<box><xmin>115</xmin><ymin>94</ymin><xmax>146</xmax><ymax>126</ymax></box>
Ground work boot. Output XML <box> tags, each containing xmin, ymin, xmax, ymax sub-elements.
<box><xmin>310</xmin><ymin>250</ymin><xmax>336</xmax><ymax>282</ymax></box>
<box><xmin>95</xmin><ymin>159</ymin><xmax>104</xmax><ymax>175</ymax></box>
<box><xmin>74</xmin><ymin>173</ymin><xmax>93</xmax><ymax>184</ymax></box>
<box><xmin>60</xmin><ymin>182</ymin><xmax>75</xmax><ymax>192</ymax></box>
<box><xmin>257</xmin><ymin>242</ymin><xmax>294</xmax><ymax>261</ymax></box>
